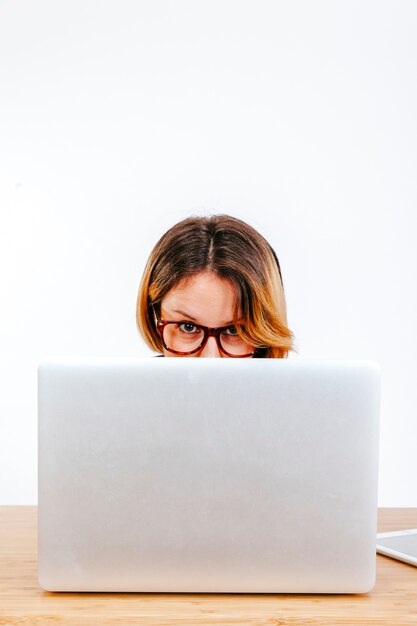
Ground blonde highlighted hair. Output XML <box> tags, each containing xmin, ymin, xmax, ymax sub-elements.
<box><xmin>136</xmin><ymin>214</ymin><xmax>296</xmax><ymax>358</ymax></box>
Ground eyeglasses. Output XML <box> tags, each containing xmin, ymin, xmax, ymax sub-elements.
<box><xmin>153</xmin><ymin>310</ymin><xmax>255</xmax><ymax>358</ymax></box>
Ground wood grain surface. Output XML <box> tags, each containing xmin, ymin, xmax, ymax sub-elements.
<box><xmin>0</xmin><ymin>507</ymin><xmax>416</xmax><ymax>625</ymax></box>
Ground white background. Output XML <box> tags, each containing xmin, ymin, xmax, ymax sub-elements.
<box><xmin>0</xmin><ymin>0</ymin><xmax>416</xmax><ymax>505</ymax></box>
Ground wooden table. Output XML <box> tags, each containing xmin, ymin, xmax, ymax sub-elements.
<box><xmin>0</xmin><ymin>507</ymin><xmax>416</xmax><ymax>625</ymax></box>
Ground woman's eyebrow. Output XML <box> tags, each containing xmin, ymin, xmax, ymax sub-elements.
<box><xmin>172</xmin><ymin>309</ymin><xmax>235</xmax><ymax>326</ymax></box>
<box><xmin>172</xmin><ymin>309</ymin><xmax>198</xmax><ymax>321</ymax></box>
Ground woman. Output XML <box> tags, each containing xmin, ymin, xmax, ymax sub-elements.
<box><xmin>136</xmin><ymin>214</ymin><xmax>295</xmax><ymax>358</ymax></box>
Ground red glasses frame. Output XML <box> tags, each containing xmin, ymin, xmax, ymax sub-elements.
<box><xmin>154</xmin><ymin>313</ymin><xmax>255</xmax><ymax>358</ymax></box>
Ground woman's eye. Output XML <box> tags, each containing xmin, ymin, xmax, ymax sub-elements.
<box><xmin>178</xmin><ymin>322</ymin><xmax>199</xmax><ymax>334</ymax></box>
<box><xmin>225</xmin><ymin>325</ymin><xmax>238</xmax><ymax>336</ymax></box>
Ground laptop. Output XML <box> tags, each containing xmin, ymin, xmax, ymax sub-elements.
<box><xmin>37</xmin><ymin>357</ymin><xmax>380</xmax><ymax>593</ymax></box>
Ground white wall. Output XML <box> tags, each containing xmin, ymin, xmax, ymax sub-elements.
<box><xmin>1</xmin><ymin>0</ymin><xmax>416</xmax><ymax>505</ymax></box>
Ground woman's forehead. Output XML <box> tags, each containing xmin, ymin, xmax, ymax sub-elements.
<box><xmin>161</xmin><ymin>271</ymin><xmax>240</xmax><ymax>325</ymax></box>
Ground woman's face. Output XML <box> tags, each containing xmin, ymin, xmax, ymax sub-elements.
<box><xmin>159</xmin><ymin>271</ymin><xmax>254</xmax><ymax>358</ymax></box>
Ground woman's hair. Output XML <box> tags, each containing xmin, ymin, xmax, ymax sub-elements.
<box><xmin>136</xmin><ymin>214</ymin><xmax>296</xmax><ymax>358</ymax></box>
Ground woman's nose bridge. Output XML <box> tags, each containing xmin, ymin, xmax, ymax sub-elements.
<box><xmin>201</xmin><ymin>334</ymin><xmax>221</xmax><ymax>355</ymax></box>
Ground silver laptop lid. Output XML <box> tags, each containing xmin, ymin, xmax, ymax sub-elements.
<box><xmin>38</xmin><ymin>357</ymin><xmax>380</xmax><ymax>593</ymax></box>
